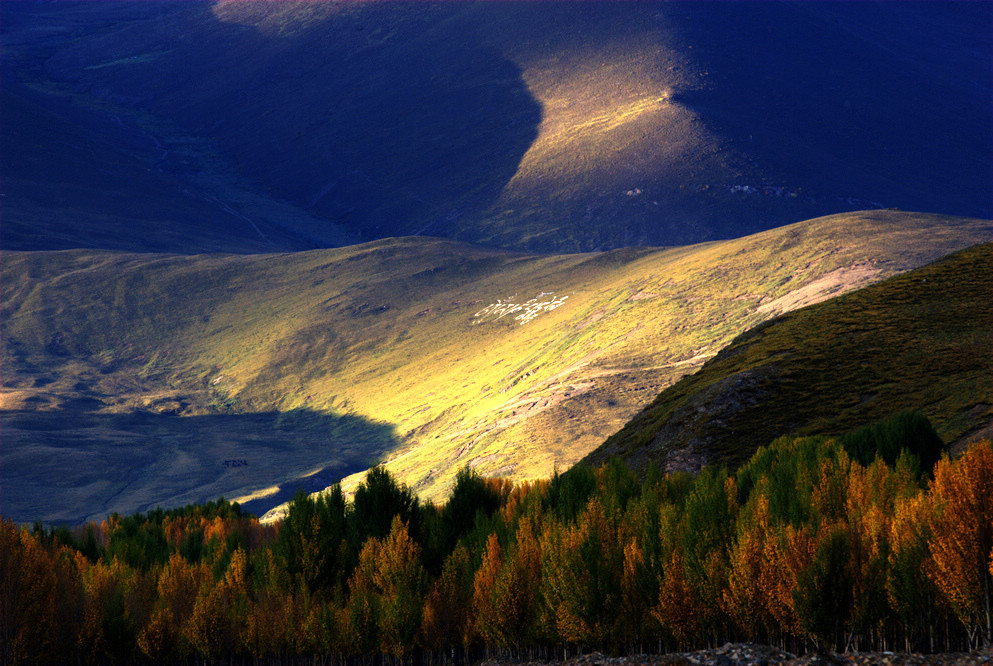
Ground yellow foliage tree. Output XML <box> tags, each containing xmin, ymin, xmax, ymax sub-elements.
<box><xmin>473</xmin><ymin>519</ymin><xmax>543</xmax><ymax>650</ymax></box>
<box><xmin>653</xmin><ymin>550</ymin><xmax>702</xmax><ymax>647</ymax></box>
<box><xmin>541</xmin><ymin>499</ymin><xmax>623</xmax><ymax>647</ymax></box>
<box><xmin>137</xmin><ymin>552</ymin><xmax>207</xmax><ymax>661</ymax></box>
<box><xmin>888</xmin><ymin>491</ymin><xmax>943</xmax><ymax>651</ymax></box>
<box><xmin>928</xmin><ymin>440</ymin><xmax>993</xmax><ymax>648</ymax></box>
<box><xmin>471</xmin><ymin>532</ymin><xmax>503</xmax><ymax>646</ymax></box>
<box><xmin>0</xmin><ymin>521</ymin><xmax>59</xmax><ymax>664</ymax></box>
<box><xmin>724</xmin><ymin>488</ymin><xmax>774</xmax><ymax>640</ymax></box>
<box><xmin>760</xmin><ymin>523</ymin><xmax>814</xmax><ymax>638</ymax></box>
<box><xmin>347</xmin><ymin>516</ymin><xmax>426</xmax><ymax>657</ymax></box>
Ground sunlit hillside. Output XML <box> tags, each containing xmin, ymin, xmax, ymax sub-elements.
<box><xmin>2</xmin><ymin>211</ymin><xmax>987</xmax><ymax>523</ymax></box>
<box><xmin>585</xmin><ymin>241</ymin><xmax>993</xmax><ymax>475</ymax></box>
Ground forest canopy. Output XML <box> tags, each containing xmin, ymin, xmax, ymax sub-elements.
<box><xmin>2</xmin><ymin>413</ymin><xmax>991</xmax><ymax>664</ymax></box>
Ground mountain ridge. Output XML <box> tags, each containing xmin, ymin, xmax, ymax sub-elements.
<box><xmin>582</xmin><ymin>241</ymin><xmax>993</xmax><ymax>476</ymax></box>
<box><xmin>3</xmin><ymin>1</ymin><xmax>989</xmax><ymax>254</ymax></box>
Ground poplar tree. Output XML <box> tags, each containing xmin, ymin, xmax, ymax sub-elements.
<box><xmin>928</xmin><ymin>441</ymin><xmax>993</xmax><ymax>648</ymax></box>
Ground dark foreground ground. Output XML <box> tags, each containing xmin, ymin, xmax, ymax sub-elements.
<box><xmin>479</xmin><ymin>644</ymin><xmax>993</xmax><ymax>666</ymax></box>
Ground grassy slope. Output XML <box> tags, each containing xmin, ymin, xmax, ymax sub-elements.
<box><xmin>584</xmin><ymin>242</ymin><xmax>993</xmax><ymax>475</ymax></box>
<box><xmin>2</xmin><ymin>212</ymin><xmax>988</xmax><ymax>522</ymax></box>
<box><xmin>5</xmin><ymin>2</ymin><xmax>989</xmax><ymax>253</ymax></box>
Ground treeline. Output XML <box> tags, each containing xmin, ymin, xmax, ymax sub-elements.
<box><xmin>2</xmin><ymin>414</ymin><xmax>991</xmax><ymax>664</ymax></box>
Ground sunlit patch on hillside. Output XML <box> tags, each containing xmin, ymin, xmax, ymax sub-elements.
<box><xmin>212</xmin><ymin>1</ymin><xmax>344</xmax><ymax>37</ymax></box>
<box><xmin>484</xmin><ymin>28</ymin><xmax>737</xmax><ymax>241</ymax></box>
<box><xmin>229</xmin><ymin>484</ymin><xmax>280</xmax><ymax>505</ymax></box>
<box><xmin>555</xmin><ymin>92</ymin><xmax>674</xmax><ymax>141</ymax></box>
<box><xmin>756</xmin><ymin>262</ymin><xmax>883</xmax><ymax>317</ymax></box>
<box><xmin>503</xmin><ymin>64</ymin><xmax>692</xmax><ymax>195</ymax></box>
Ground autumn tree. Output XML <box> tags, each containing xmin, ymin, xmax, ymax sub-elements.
<box><xmin>347</xmin><ymin>516</ymin><xmax>427</xmax><ymax>657</ymax></box>
<box><xmin>0</xmin><ymin>521</ymin><xmax>59</xmax><ymax>664</ymax></box>
<box><xmin>182</xmin><ymin>547</ymin><xmax>252</xmax><ymax>660</ymax></box>
<box><xmin>471</xmin><ymin>532</ymin><xmax>504</xmax><ymax>647</ymax></box>
<box><xmin>541</xmin><ymin>498</ymin><xmax>623</xmax><ymax>648</ymax></box>
<box><xmin>843</xmin><ymin>456</ymin><xmax>922</xmax><ymax>650</ymax></box>
<box><xmin>724</xmin><ymin>486</ymin><xmax>776</xmax><ymax>641</ymax></box>
<box><xmin>419</xmin><ymin>543</ymin><xmax>474</xmax><ymax>651</ymax></box>
<box><xmin>660</xmin><ymin>467</ymin><xmax>734</xmax><ymax>643</ymax></box>
<box><xmin>137</xmin><ymin>552</ymin><xmax>207</xmax><ymax>661</ymax></box>
<box><xmin>888</xmin><ymin>492</ymin><xmax>943</xmax><ymax>651</ymax></box>
<box><xmin>76</xmin><ymin>559</ymin><xmax>136</xmax><ymax>663</ymax></box>
<box><xmin>473</xmin><ymin>519</ymin><xmax>544</xmax><ymax>651</ymax></box>
<box><xmin>616</xmin><ymin>491</ymin><xmax>663</xmax><ymax>650</ymax></box>
<box><xmin>928</xmin><ymin>440</ymin><xmax>993</xmax><ymax>648</ymax></box>
<box><xmin>241</xmin><ymin>549</ymin><xmax>297</xmax><ymax>658</ymax></box>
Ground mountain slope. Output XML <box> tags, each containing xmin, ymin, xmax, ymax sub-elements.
<box><xmin>2</xmin><ymin>211</ymin><xmax>988</xmax><ymax>522</ymax></box>
<box><xmin>583</xmin><ymin>242</ymin><xmax>993</xmax><ymax>475</ymax></box>
<box><xmin>3</xmin><ymin>1</ymin><xmax>989</xmax><ymax>253</ymax></box>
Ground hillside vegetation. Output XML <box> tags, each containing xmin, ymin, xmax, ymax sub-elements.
<box><xmin>2</xmin><ymin>211</ymin><xmax>988</xmax><ymax>523</ymax></box>
<box><xmin>585</xmin><ymin>242</ymin><xmax>993</xmax><ymax>474</ymax></box>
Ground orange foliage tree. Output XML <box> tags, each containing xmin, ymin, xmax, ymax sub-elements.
<box><xmin>472</xmin><ymin>519</ymin><xmax>544</xmax><ymax>651</ymax></box>
<box><xmin>0</xmin><ymin>521</ymin><xmax>60</xmax><ymax>664</ymax></box>
<box><xmin>928</xmin><ymin>440</ymin><xmax>993</xmax><ymax>648</ymax></box>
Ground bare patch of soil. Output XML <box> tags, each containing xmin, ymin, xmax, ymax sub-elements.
<box><xmin>757</xmin><ymin>262</ymin><xmax>882</xmax><ymax>316</ymax></box>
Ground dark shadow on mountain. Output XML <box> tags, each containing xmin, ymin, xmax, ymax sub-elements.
<box><xmin>663</xmin><ymin>1</ymin><xmax>993</xmax><ymax>228</ymax></box>
<box><xmin>14</xmin><ymin>2</ymin><xmax>542</xmax><ymax>250</ymax></box>
<box><xmin>0</xmin><ymin>3</ymin><xmax>342</xmax><ymax>253</ymax></box>
<box><xmin>0</xmin><ymin>407</ymin><xmax>398</xmax><ymax>525</ymax></box>
<box><xmin>0</xmin><ymin>81</ymin><xmax>328</xmax><ymax>254</ymax></box>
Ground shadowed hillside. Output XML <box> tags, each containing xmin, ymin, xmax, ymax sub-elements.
<box><xmin>2</xmin><ymin>211</ymin><xmax>987</xmax><ymax>522</ymax></box>
<box><xmin>2</xmin><ymin>1</ymin><xmax>541</xmax><ymax>252</ymax></box>
<box><xmin>664</xmin><ymin>1</ymin><xmax>993</xmax><ymax>220</ymax></box>
<box><xmin>584</xmin><ymin>242</ymin><xmax>993</xmax><ymax>476</ymax></box>
<box><xmin>1</xmin><ymin>408</ymin><xmax>396</xmax><ymax>525</ymax></box>
<box><xmin>3</xmin><ymin>1</ymin><xmax>989</xmax><ymax>253</ymax></box>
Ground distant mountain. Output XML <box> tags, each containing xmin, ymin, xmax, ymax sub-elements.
<box><xmin>2</xmin><ymin>211</ymin><xmax>987</xmax><ymax>523</ymax></box>
<box><xmin>583</xmin><ymin>241</ymin><xmax>993</xmax><ymax>476</ymax></box>
<box><xmin>3</xmin><ymin>1</ymin><xmax>990</xmax><ymax>253</ymax></box>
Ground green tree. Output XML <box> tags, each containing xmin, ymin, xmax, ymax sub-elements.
<box><xmin>274</xmin><ymin>486</ymin><xmax>350</xmax><ymax>596</ymax></box>
<box><xmin>438</xmin><ymin>467</ymin><xmax>503</xmax><ymax>555</ymax></box>
<box><xmin>793</xmin><ymin>522</ymin><xmax>854</xmax><ymax>650</ymax></box>
<box><xmin>351</xmin><ymin>466</ymin><xmax>421</xmax><ymax>549</ymax></box>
